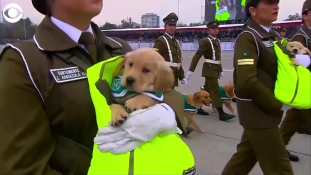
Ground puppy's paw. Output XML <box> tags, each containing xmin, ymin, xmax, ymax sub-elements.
<box><xmin>125</xmin><ymin>94</ymin><xmax>156</xmax><ymax>111</ymax></box>
<box><xmin>110</xmin><ymin>104</ymin><xmax>129</xmax><ymax>126</ymax></box>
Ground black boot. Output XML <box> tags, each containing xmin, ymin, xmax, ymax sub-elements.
<box><xmin>197</xmin><ymin>107</ymin><xmax>209</xmax><ymax>115</ymax></box>
<box><xmin>287</xmin><ymin>151</ymin><xmax>299</xmax><ymax>162</ymax></box>
<box><xmin>217</xmin><ymin>107</ymin><xmax>234</xmax><ymax>121</ymax></box>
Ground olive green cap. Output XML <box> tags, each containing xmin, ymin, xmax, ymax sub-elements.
<box><xmin>302</xmin><ymin>0</ymin><xmax>311</xmax><ymax>14</ymax></box>
<box><xmin>163</xmin><ymin>12</ymin><xmax>178</xmax><ymax>24</ymax></box>
<box><xmin>32</xmin><ymin>0</ymin><xmax>47</xmax><ymax>15</ymax></box>
<box><xmin>206</xmin><ymin>20</ymin><xmax>220</xmax><ymax>28</ymax></box>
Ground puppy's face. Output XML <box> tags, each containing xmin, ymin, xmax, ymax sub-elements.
<box><xmin>193</xmin><ymin>90</ymin><xmax>212</xmax><ymax>107</ymax></box>
<box><xmin>287</xmin><ymin>42</ymin><xmax>306</xmax><ymax>54</ymax></box>
<box><xmin>115</xmin><ymin>48</ymin><xmax>174</xmax><ymax>93</ymax></box>
<box><xmin>224</xmin><ymin>82</ymin><xmax>234</xmax><ymax>98</ymax></box>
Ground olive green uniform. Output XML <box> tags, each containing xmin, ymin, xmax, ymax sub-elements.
<box><xmin>188</xmin><ymin>21</ymin><xmax>223</xmax><ymax>108</ymax></box>
<box><xmin>221</xmin><ymin>18</ymin><xmax>293</xmax><ymax>175</ymax></box>
<box><xmin>280</xmin><ymin>0</ymin><xmax>311</xmax><ymax>149</ymax></box>
<box><xmin>153</xmin><ymin>13</ymin><xmax>185</xmax><ymax>87</ymax></box>
<box><xmin>0</xmin><ymin>5</ymin><xmax>189</xmax><ymax>175</ymax></box>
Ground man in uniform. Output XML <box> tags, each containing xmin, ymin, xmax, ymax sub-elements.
<box><xmin>280</xmin><ymin>0</ymin><xmax>311</xmax><ymax>162</ymax></box>
<box><xmin>185</xmin><ymin>21</ymin><xmax>234</xmax><ymax>121</ymax></box>
<box><xmin>278</xmin><ymin>27</ymin><xmax>287</xmax><ymax>38</ymax></box>
<box><xmin>0</xmin><ymin>0</ymin><xmax>191</xmax><ymax>174</ymax></box>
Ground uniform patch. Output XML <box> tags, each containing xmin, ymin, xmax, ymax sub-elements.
<box><xmin>50</xmin><ymin>66</ymin><xmax>86</xmax><ymax>83</ymax></box>
<box><xmin>262</xmin><ymin>40</ymin><xmax>273</xmax><ymax>47</ymax></box>
<box><xmin>243</xmin><ymin>52</ymin><xmax>249</xmax><ymax>58</ymax></box>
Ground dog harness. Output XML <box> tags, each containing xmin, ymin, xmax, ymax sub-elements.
<box><xmin>219</xmin><ymin>86</ymin><xmax>231</xmax><ymax>100</ymax></box>
<box><xmin>274</xmin><ymin>41</ymin><xmax>311</xmax><ymax>108</ymax></box>
<box><xmin>87</xmin><ymin>56</ymin><xmax>196</xmax><ymax>175</ymax></box>
<box><xmin>183</xmin><ymin>95</ymin><xmax>197</xmax><ymax>112</ymax></box>
<box><xmin>111</xmin><ymin>76</ymin><xmax>163</xmax><ymax>101</ymax></box>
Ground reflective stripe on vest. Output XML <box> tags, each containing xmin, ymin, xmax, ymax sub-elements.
<box><xmin>273</xmin><ymin>41</ymin><xmax>311</xmax><ymax>109</ymax></box>
<box><xmin>87</xmin><ymin>56</ymin><xmax>195</xmax><ymax>174</ymax></box>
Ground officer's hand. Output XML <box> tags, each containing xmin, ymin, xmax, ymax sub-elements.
<box><xmin>95</xmin><ymin>103</ymin><xmax>177</xmax><ymax>154</ymax></box>
<box><xmin>186</xmin><ymin>71</ymin><xmax>193</xmax><ymax>80</ymax></box>
<box><xmin>219</xmin><ymin>72</ymin><xmax>224</xmax><ymax>78</ymax></box>
<box><xmin>181</xmin><ymin>78</ymin><xmax>187</xmax><ymax>84</ymax></box>
<box><xmin>295</xmin><ymin>54</ymin><xmax>311</xmax><ymax>68</ymax></box>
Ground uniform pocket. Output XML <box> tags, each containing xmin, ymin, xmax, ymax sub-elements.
<box><xmin>95</xmin><ymin>79</ymin><xmax>112</xmax><ymax>105</ymax></box>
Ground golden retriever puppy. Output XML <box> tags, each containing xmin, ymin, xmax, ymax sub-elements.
<box><xmin>110</xmin><ymin>48</ymin><xmax>174</xmax><ymax>126</ymax></box>
<box><xmin>184</xmin><ymin>90</ymin><xmax>212</xmax><ymax>132</ymax></box>
<box><xmin>212</xmin><ymin>81</ymin><xmax>236</xmax><ymax>115</ymax></box>
<box><xmin>287</xmin><ymin>41</ymin><xmax>311</xmax><ymax>65</ymax></box>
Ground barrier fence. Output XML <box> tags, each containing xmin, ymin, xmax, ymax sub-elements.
<box><xmin>128</xmin><ymin>42</ymin><xmax>235</xmax><ymax>51</ymax></box>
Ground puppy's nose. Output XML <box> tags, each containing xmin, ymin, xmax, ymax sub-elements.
<box><xmin>293</xmin><ymin>49</ymin><xmax>298</xmax><ymax>53</ymax></box>
<box><xmin>126</xmin><ymin>76</ymin><xmax>135</xmax><ymax>86</ymax></box>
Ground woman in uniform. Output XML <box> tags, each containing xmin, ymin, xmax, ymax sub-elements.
<box><xmin>221</xmin><ymin>0</ymin><xmax>294</xmax><ymax>174</ymax></box>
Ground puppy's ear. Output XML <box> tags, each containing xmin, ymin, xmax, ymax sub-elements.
<box><xmin>113</xmin><ymin>53</ymin><xmax>131</xmax><ymax>77</ymax></box>
<box><xmin>193</xmin><ymin>91</ymin><xmax>202</xmax><ymax>103</ymax></box>
<box><xmin>154</xmin><ymin>63</ymin><xmax>174</xmax><ymax>92</ymax></box>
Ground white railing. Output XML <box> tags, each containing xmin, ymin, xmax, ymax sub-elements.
<box><xmin>128</xmin><ymin>42</ymin><xmax>235</xmax><ymax>51</ymax></box>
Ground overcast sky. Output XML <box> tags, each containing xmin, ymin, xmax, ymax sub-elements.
<box><xmin>0</xmin><ymin>0</ymin><xmax>304</xmax><ymax>26</ymax></box>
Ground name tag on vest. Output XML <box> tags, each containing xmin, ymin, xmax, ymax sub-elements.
<box><xmin>50</xmin><ymin>66</ymin><xmax>86</xmax><ymax>83</ymax></box>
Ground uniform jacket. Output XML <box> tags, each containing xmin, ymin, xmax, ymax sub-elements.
<box><xmin>0</xmin><ymin>17</ymin><xmax>187</xmax><ymax>175</ymax></box>
<box><xmin>153</xmin><ymin>33</ymin><xmax>185</xmax><ymax>86</ymax></box>
<box><xmin>233</xmin><ymin>19</ymin><xmax>284</xmax><ymax>129</ymax></box>
<box><xmin>189</xmin><ymin>35</ymin><xmax>223</xmax><ymax>78</ymax></box>
<box><xmin>291</xmin><ymin>24</ymin><xmax>311</xmax><ymax>70</ymax></box>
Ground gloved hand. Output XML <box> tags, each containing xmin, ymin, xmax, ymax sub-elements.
<box><xmin>219</xmin><ymin>72</ymin><xmax>224</xmax><ymax>78</ymax></box>
<box><xmin>94</xmin><ymin>103</ymin><xmax>177</xmax><ymax>154</ymax></box>
<box><xmin>181</xmin><ymin>78</ymin><xmax>187</xmax><ymax>84</ymax></box>
<box><xmin>186</xmin><ymin>71</ymin><xmax>193</xmax><ymax>80</ymax></box>
<box><xmin>295</xmin><ymin>54</ymin><xmax>311</xmax><ymax>67</ymax></box>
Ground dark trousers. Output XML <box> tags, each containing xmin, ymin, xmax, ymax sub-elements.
<box><xmin>222</xmin><ymin>128</ymin><xmax>293</xmax><ymax>175</ymax></box>
<box><xmin>280</xmin><ymin>108</ymin><xmax>311</xmax><ymax>145</ymax></box>
<box><xmin>204</xmin><ymin>77</ymin><xmax>222</xmax><ymax>108</ymax></box>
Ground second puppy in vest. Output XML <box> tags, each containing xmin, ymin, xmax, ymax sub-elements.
<box><xmin>184</xmin><ymin>90</ymin><xmax>212</xmax><ymax>132</ymax></box>
<box><xmin>110</xmin><ymin>48</ymin><xmax>174</xmax><ymax>126</ymax></box>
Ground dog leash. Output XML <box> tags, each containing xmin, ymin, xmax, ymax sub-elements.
<box><xmin>184</xmin><ymin>83</ymin><xmax>196</xmax><ymax>93</ymax></box>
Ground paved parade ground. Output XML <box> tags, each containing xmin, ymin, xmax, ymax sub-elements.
<box><xmin>0</xmin><ymin>45</ymin><xmax>310</xmax><ymax>174</ymax></box>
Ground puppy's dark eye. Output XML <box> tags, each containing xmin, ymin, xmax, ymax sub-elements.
<box><xmin>142</xmin><ymin>67</ymin><xmax>149</xmax><ymax>73</ymax></box>
<box><xmin>290</xmin><ymin>46</ymin><xmax>293</xmax><ymax>48</ymax></box>
<box><xmin>129</xmin><ymin>62</ymin><xmax>133</xmax><ymax>67</ymax></box>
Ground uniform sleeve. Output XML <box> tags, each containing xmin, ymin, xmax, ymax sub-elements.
<box><xmin>189</xmin><ymin>40</ymin><xmax>208</xmax><ymax>72</ymax></box>
<box><xmin>178</xmin><ymin>65</ymin><xmax>185</xmax><ymax>80</ymax></box>
<box><xmin>0</xmin><ymin>48</ymin><xmax>61</xmax><ymax>175</ymax></box>
<box><xmin>153</xmin><ymin>38</ymin><xmax>165</xmax><ymax>56</ymax></box>
<box><xmin>234</xmin><ymin>33</ymin><xmax>282</xmax><ymax>111</ymax></box>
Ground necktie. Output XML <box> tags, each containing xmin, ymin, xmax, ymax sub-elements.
<box><xmin>79</xmin><ymin>32</ymin><xmax>97</xmax><ymax>62</ymax></box>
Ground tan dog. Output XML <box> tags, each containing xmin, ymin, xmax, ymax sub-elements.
<box><xmin>184</xmin><ymin>90</ymin><xmax>212</xmax><ymax>132</ymax></box>
<box><xmin>110</xmin><ymin>48</ymin><xmax>174</xmax><ymax>126</ymax></box>
<box><xmin>287</xmin><ymin>41</ymin><xmax>311</xmax><ymax>65</ymax></box>
<box><xmin>212</xmin><ymin>81</ymin><xmax>235</xmax><ymax>115</ymax></box>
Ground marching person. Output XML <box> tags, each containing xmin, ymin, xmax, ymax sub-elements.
<box><xmin>152</xmin><ymin>12</ymin><xmax>195</xmax><ymax>132</ymax></box>
<box><xmin>153</xmin><ymin>12</ymin><xmax>187</xmax><ymax>88</ymax></box>
<box><xmin>278</xmin><ymin>27</ymin><xmax>287</xmax><ymax>38</ymax></box>
<box><xmin>280</xmin><ymin>0</ymin><xmax>311</xmax><ymax>162</ymax></box>
<box><xmin>0</xmin><ymin>0</ymin><xmax>194</xmax><ymax>174</ymax></box>
<box><xmin>221</xmin><ymin>0</ymin><xmax>294</xmax><ymax>174</ymax></box>
<box><xmin>186</xmin><ymin>20</ymin><xmax>234</xmax><ymax>121</ymax></box>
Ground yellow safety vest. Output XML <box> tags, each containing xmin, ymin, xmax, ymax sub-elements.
<box><xmin>241</xmin><ymin>0</ymin><xmax>245</xmax><ymax>6</ymax></box>
<box><xmin>87</xmin><ymin>56</ymin><xmax>195</xmax><ymax>174</ymax></box>
<box><xmin>215</xmin><ymin>0</ymin><xmax>230</xmax><ymax>21</ymax></box>
<box><xmin>273</xmin><ymin>41</ymin><xmax>311</xmax><ymax>109</ymax></box>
